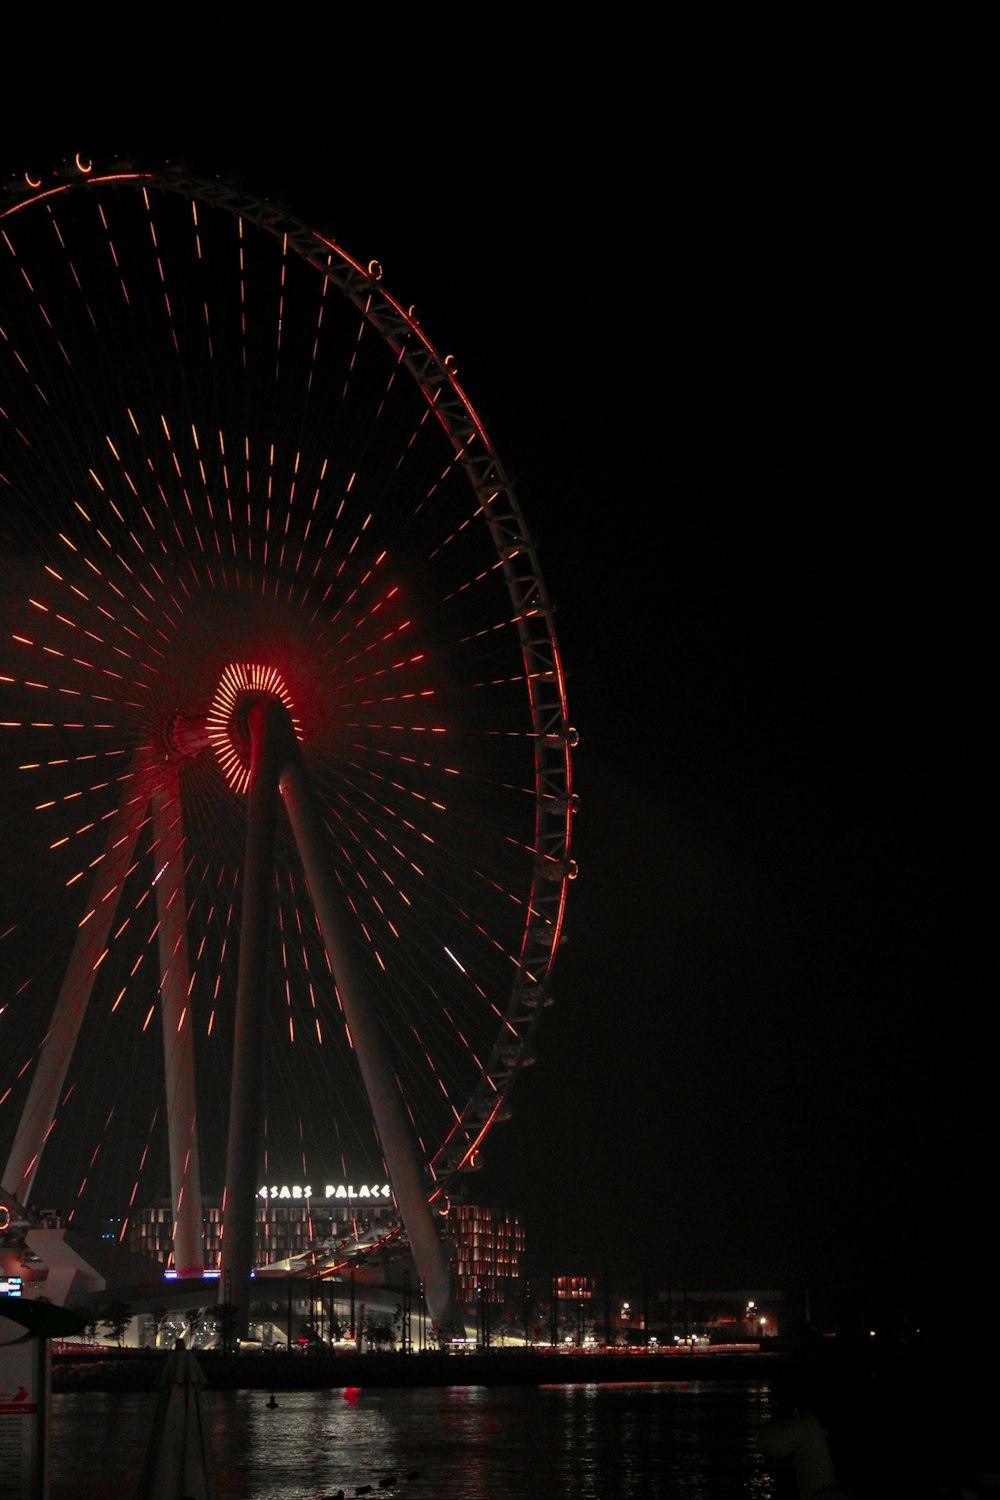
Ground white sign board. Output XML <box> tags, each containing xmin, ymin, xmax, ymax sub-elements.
<box><xmin>0</xmin><ymin>1313</ymin><xmax>48</xmax><ymax>1500</ymax></box>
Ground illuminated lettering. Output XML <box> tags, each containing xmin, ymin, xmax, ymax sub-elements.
<box><xmin>257</xmin><ymin>1182</ymin><xmax>393</xmax><ymax>1203</ymax></box>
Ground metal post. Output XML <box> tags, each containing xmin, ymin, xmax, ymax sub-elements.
<box><xmin>643</xmin><ymin>1270</ymin><xmax>649</xmax><ymax>1347</ymax></box>
<box><xmin>402</xmin><ymin>1269</ymin><xmax>412</xmax><ymax>1354</ymax></box>
<box><xmin>222</xmin><ymin>1268</ymin><xmax>232</xmax><ymax>1351</ymax></box>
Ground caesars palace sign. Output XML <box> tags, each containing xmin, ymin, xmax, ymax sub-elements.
<box><xmin>257</xmin><ymin>1183</ymin><xmax>393</xmax><ymax>1204</ymax></box>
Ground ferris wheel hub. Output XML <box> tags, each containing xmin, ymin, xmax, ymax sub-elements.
<box><xmin>205</xmin><ymin>663</ymin><xmax>300</xmax><ymax>794</ymax></box>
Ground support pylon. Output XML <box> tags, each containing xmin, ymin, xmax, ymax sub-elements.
<box><xmin>217</xmin><ymin>695</ymin><xmax>458</xmax><ymax>1338</ymax></box>
<box><xmin>151</xmin><ymin>768</ymin><xmax>205</xmax><ymax>1275</ymax></box>
<box><xmin>2</xmin><ymin>752</ymin><xmax>204</xmax><ymax>1276</ymax></box>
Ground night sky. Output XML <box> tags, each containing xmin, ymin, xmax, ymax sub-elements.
<box><xmin>1</xmin><ymin>112</ymin><xmax>986</xmax><ymax>1330</ymax></box>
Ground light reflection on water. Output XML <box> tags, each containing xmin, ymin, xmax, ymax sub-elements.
<box><xmin>51</xmin><ymin>1379</ymin><xmax>777</xmax><ymax>1499</ymax></box>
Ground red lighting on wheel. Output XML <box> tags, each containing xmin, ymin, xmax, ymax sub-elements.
<box><xmin>207</xmin><ymin>663</ymin><xmax>301</xmax><ymax>795</ymax></box>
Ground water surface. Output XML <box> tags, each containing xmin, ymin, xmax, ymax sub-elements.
<box><xmin>52</xmin><ymin>1380</ymin><xmax>777</xmax><ymax>1498</ymax></box>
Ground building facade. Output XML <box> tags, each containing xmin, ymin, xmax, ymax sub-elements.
<box><xmin>130</xmin><ymin>1185</ymin><xmax>524</xmax><ymax>1307</ymax></box>
<box><xmin>130</xmin><ymin>1180</ymin><xmax>397</xmax><ymax>1270</ymax></box>
<box><xmin>448</xmin><ymin>1203</ymin><xmax>524</xmax><ymax>1304</ymax></box>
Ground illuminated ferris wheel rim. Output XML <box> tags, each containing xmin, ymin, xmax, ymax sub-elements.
<box><xmin>0</xmin><ymin>159</ymin><xmax>576</xmax><ymax>1199</ymax></box>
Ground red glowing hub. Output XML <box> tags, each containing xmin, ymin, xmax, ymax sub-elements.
<box><xmin>207</xmin><ymin>663</ymin><xmax>301</xmax><ymax>795</ymax></box>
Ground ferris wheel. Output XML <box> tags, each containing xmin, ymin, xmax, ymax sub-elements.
<box><xmin>0</xmin><ymin>158</ymin><xmax>575</xmax><ymax>1329</ymax></box>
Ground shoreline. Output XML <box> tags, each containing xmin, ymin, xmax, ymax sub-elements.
<box><xmin>53</xmin><ymin>1346</ymin><xmax>787</xmax><ymax>1392</ymax></box>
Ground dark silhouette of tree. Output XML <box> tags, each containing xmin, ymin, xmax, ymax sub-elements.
<box><xmin>100</xmin><ymin>1301</ymin><xmax>132</xmax><ymax>1347</ymax></box>
<box><xmin>148</xmin><ymin>1306</ymin><xmax>169</xmax><ymax>1348</ymax></box>
<box><xmin>69</xmin><ymin>1303</ymin><xmax>98</xmax><ymax>1344</ymax></box>
<box><xmin>363</xmin><ymin>1314</ymin><xmax>394</xmax><ymax>1349</ymax></box>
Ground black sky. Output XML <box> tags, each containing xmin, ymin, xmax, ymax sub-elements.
<box><xmin>1</xmin><ymin>104</ymin><xmax>986</xmax><ymax>1328</ymax></box>
<box><xmin>297</xmin><ymin>136</ymin><xmax>986</xmax><ymax>1326</ymax></box>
